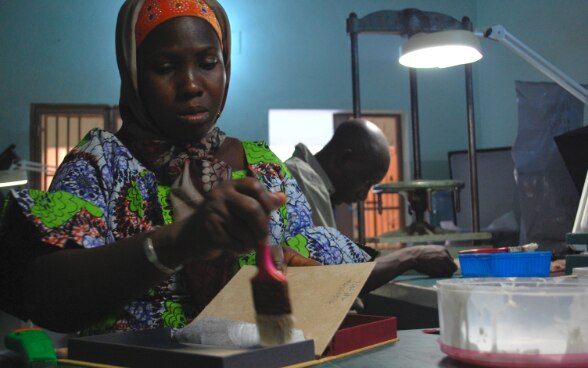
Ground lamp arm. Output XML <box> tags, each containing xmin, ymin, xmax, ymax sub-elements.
<box><xmin>11</xmin><ymin>160</ymin><xmax>56</xmax><ymax>174</ymax></box>
<box><xmin>483</xmin><ymin>25</ymin><xmax>588</xmax><ymax>105</ymax></box>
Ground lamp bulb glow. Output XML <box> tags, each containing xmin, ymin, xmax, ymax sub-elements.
<box><xmin>399</xmin><ymin>30</ymin><xmax>483</xmax><ymax>68</ymax></box>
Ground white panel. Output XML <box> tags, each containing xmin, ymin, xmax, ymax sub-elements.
<box><xmin>268</xmin><ymin>109</ymin><xmax>341</xmax><ymax>162</ymax></box>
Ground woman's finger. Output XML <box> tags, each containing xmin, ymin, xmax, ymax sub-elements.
<box><xmin>231</xmin><ymin>178</ymin><xmax>285</xmax><ymax>214</ymax></box>
<box><xmin>282</xmin><ymin>246</ymin><xmax>321</xmax><ymax>267</ymax></box>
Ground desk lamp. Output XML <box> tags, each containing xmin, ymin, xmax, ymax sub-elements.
<box><xmin>0</xmin><ymin>170</ymin><xmax>28</xmax><ymax>188</ymax></box>
<box><xmin>402</xmin><ymin>21</ymin><xmax>588</xmax><ymax>255</ymax></box>
<box><xmin>0</xmin><ymin>144</ymin><xmax>56</xmax><ymax>188</ymax></box>
<box><xmin>400</xmin><ymin>25</ymin><xmax>588</xmax><ymax>105</ymax></box>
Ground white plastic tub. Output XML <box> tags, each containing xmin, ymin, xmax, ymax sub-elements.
<box><xmin>436</xmin><ymin>277</ymin><xmax>588</xmax><ymax>367</ymax></box>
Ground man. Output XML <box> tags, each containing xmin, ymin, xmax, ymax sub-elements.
<box><xmin>285</xmin><ymin>118</ymin><xmax>390</xmax><ymax>228</ymax></box>
<box><xmin>286</xmin><ymin>119</ymin><xmax>457</xmax><ymax>290</ymax></box>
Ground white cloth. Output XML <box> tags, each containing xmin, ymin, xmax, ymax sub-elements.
<box><xmin>174</xmin><ymin>317</ymin><xmax>305</xmax><ymax>348</ymax></box>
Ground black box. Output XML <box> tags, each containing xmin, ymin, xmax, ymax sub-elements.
<box><xmin>68</xmin><ymin>328</ymin><xmax>315</xmax><ymax>368</ymax></box>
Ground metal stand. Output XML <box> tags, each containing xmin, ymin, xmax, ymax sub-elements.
<box><xmin>347</xmin><ymin>9</ymin><xmax>483</xmax><ymax>244</ymax></box>
<box><xmin>372</xmin><ymin>181</ymin><xmax>491</xmax><ymax>244</ymax></box>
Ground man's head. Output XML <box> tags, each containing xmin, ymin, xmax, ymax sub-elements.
<box><xmin>316</xmin><ymin>118</ymin><xmax>390</xmax><ymax>205</ymax></box>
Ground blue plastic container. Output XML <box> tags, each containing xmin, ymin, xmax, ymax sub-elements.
<box><xmin>459</xmin><ymin>251</ymin><xmax>552</xmax><ymax>277</ymax></box>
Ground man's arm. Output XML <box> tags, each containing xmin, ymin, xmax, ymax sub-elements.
<box><xmin>361</xmin><ymin>245</ymin><xmax>457</xmax><ymax>293</ymax></box>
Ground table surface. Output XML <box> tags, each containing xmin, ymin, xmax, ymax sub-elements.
<box><xmin>313</xmin><ymin>329</ymin><xmax>477</xmax><ymax>368</ymax></box>
<box><xmin>53</xmin><ymin>330</ymin><xmax>476</xmax><ymax>368</ymax></box>
<box><xmin>369</xmin><ymin>274</ymin><xmax>443</xmax><ymax>309</ymax></box>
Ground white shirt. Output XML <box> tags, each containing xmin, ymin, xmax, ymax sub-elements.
<box><xmin>285</xmin><ymin>143</ymin><xmax>337</xmax><ymax>228</ymax></box>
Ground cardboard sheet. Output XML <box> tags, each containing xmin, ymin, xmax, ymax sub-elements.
<box><xmin>194</xmin><ymin>262</ymin><xmax>376</xmax><ymax>356</ymax></box>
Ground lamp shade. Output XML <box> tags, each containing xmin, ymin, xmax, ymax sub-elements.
<box><xmin>399</xmin><ymin>30</ymin><xmax>482</xmax><ymax>68</ymax></box>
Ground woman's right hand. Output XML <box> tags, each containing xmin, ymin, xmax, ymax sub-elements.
<box><xmin>173</xmin><ymin>177</ymin><xmax>286</xmax><ymax>260</ymax></box>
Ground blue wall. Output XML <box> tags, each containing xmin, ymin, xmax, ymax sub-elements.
<box><xmin>475</xmin><ymin>0</ymin><xmax>588</xmax><ymax>149</ymax></box>
<box><xmin>1</xmin><ymin>1</ymin><xmax>587</xmax><ymax>178</ymax></box>
<box><xmin>0</xmin><ymin>1</ymin><xmax>121</xmax><ymax>156</ymax></box>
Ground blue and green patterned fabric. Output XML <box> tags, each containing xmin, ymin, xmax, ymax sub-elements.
<box><xmin>7</xmin><ymin>129</ymin><xmax>369</xmax><ymax>334</ymax></box>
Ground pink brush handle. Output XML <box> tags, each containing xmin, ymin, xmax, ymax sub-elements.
<box><xmin>256</xmin><ymin>244</ymin><xmax>287</xmax><ymax>282</ymax></box>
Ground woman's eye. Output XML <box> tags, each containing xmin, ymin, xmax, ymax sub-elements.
<box><xmin>154</xmin><ymin>63</ymin><xmax>174</xmax><ymax>74</ymax></box>
<box><xmin>201</xmin><ymin>58</ymin><xmax>219</xmax><ymax>70</ymax></box>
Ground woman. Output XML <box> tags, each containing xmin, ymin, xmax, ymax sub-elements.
<box><xmin>0</xmin><ymin>0</ymin><xmax>369</xmax><ymax>335</ymax></box>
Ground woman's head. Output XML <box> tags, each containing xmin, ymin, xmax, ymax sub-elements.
<box><xmin>116</xmin><ymin>0</ymin><xmax>231</xmax><ymax>142</ymax></box>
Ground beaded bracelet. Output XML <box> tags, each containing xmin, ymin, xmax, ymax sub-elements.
<box><xmin>143</xmin><ymin>237</ymin><xmax>183</xmax><ymax>275</ymax></box>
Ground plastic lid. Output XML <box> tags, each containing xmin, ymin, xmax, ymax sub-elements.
<box><xmin>572</xmin><ymin>267</ymin><xmax>588</xmax><ymax>277</ymax></box>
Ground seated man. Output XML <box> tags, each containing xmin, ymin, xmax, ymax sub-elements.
<box><xmin>285</xmin><ymin>118</ymin><xmax>390</xmax><ymax>228</ymax></box>
<box><xmin>286</xmin><ymin>119</ymin><xmax>457</xmax><ymax>291</ymax></box>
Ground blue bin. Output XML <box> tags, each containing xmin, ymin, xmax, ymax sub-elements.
<box><xmin>459</xmin><ymin>251</ymin><xmax>552</xmax><ymax>277</ymax></box>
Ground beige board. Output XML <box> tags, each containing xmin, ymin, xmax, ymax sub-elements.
<box><xmin>194</xmin><ymin>262</ymin><xmax>376</xmax><ymax>356</ymax></box>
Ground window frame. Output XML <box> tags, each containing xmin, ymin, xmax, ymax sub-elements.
<box><xmin>29</xmin><ymin>104</ymin><xmax>120</xmax><ymax>189</ymax></box>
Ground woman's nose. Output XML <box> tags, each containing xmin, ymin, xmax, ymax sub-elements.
<box><xmin>178</xmin><ymin>67</ymin><xmax>203</xmax><ymax>98</ymax></box>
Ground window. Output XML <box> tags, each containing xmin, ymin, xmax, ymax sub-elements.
<box><xmin>30</xmin><ymin>104</ymin><xmax>122</xmax><ymax>189</ymax></box>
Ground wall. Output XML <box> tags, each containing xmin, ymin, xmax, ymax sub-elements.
<box><xmin>0</xmin><ymin>1</ymin><xmax>586</xmax><ymax>180</ymax></box>
<box><xmin>475</xmin><ymin>0</ymin><xmax>588</xmax><ymax>149</ymax></box>
<box><xmin>0</xmin><ymin>1</ymin><xmax>121</xmax><ymax>161</ymax></box>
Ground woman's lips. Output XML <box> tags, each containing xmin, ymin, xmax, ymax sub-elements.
<box><xmin>178</xmin><ymin>110</ymin><xmax>210</xmax><ymax>124</ymax></box>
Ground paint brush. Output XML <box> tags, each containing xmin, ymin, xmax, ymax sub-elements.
<box><xmin>251</xmin><ymin>243</ymin><xmax>294</xmax><ymax>346</ymax></box>
<box><xmin>459</xmin><ymin>242</ymin><xmax>538</xmax><ymax>254</ymax></box>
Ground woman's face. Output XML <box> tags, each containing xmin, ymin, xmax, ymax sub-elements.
<box><xmin>137</xmin><ymin>16</ymin><xmax>226</xmax><ymax>142</ymax></box>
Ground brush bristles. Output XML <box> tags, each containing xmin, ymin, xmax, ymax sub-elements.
<box><xmin>255</xmin><ymin>313</ymin><xmax>295</xmax><ymax>346</ymax></box>
<box><xmin>251</xmin><ymin>279</ymin><xmax>294</xmax><ymax>346</ymax></box>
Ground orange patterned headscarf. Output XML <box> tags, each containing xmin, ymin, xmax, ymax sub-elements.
<box><xmin>135</xmin><ymin>0</ymin><xmax>223</xmax><ymax>47</ymax></box>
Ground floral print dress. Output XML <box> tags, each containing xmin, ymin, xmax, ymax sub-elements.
<box><xmin>5</xmin><ymin>128</ymin><xmax>369</xmax><ymax>334</ymax></box>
